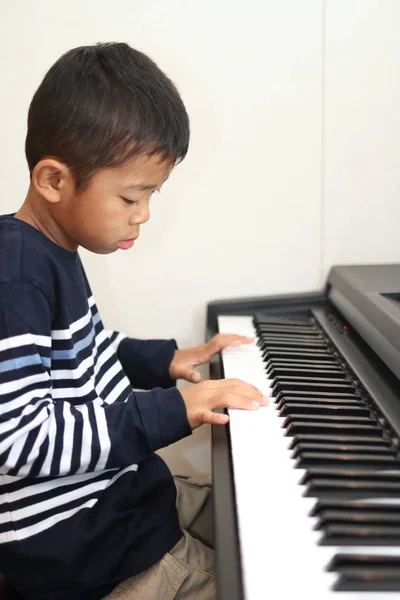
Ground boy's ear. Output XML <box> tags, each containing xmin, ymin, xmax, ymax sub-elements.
<box><xmin>31</xmin><ymin>158</ymin><xmax>74</xmax><ymax>203</ymax></box>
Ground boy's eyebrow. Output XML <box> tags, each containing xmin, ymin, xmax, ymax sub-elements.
<box><xmin>125</xmin><ymin>175</ymin><xmax>170</xmax><ymax>191</ymax></box>
<box><xmin>126</xmin><ymin>183</ymin><xmax>158</xmax><ymax>191</ymax></box>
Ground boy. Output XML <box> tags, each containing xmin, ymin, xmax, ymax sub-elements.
<box><xmin>0</xmin><ymin>43</ymin><xmax>267</xmax><ymax>600</ymax></box>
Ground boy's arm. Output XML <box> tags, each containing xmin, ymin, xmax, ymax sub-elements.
<box><xmin>108</xmin><ymin>331</ymin><xmax>177</xmax><ymax>389</ymax></box>
<box><xmin>0</xmin><ymin>285</ymin><xmax>191</xmax><ymax>478</ymax></box>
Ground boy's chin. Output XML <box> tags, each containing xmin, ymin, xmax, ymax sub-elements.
<box><xmin>80</xmin><ymin>242</ymin><xmax>119</xmax><ymax>255</ymax></box>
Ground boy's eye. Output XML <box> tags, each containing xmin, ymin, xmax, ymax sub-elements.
<box><xmin>121</xmin><ymin>198</ymin><xmax>138</xmax><ymax>206</ymax></box>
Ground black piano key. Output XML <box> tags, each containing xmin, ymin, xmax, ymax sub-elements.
<box><xmin>261</xmin><ymin>343</ymin><xmax>332</xmax><ymax>354</ymax></box>
<box><xmin>328</xmin><ymin>554</ymin><xmax>400</xmax><ymax>571</ymax></box>
<box><xmin>275</xmin><ymin>391</ymin><xmax>361</xmax><ymax>405</ymax></box>
<box><xmin>263</xmin><ymin>350</ymin><xmax>334</xmax><ymax>360</ymax></box>
<box><xmin>269</xmin><ymin>368</ymin><xmax>344</xmax><ymax>379</ymax></box>
<box><xmin>260</xmin><ymin>340</ymin><xmax>328</xmax><ymax>350</ymax></box>
<box><xmin>257</xmin><ymin>327</ymin><xmax>320</xmax><ymax>337</ymax></box>
<box><xmin>329</xmin><ymin>555</ymin><xmax>400</xmax><ymax>592</ymax></box>
<box><xmin>315</xmin><ymin>509</ymin><xmax>400</xmax><ymax>528</ymax></box>
<box><xmin>273</xmin><ymin>380</ymin><xmax>356</xmax><ymax>394</ymax></box>
<box><xmin>320</xmin><ymin>523</ymin><xmax>400</xmax><ymax>546</ymax></box>
<box><xmin>311</xmin><ymin>500</ymin><xmax>400</xmax><ymax>517</ymax></box>
<box><xmin>272</xmin><ymin>375</ymin><xmax>353</xmax><ymax>386</ymax></box>
<box><xmin>335</xmin><ymin>572</ymin><xmax>400</xmax><ymax>591</ymax></box>
<box><xmin>279</xmin><ymin>403</ymin><xmax>370</xmax><ymax>417</ymax></box>
<box><xmin>289</xmin><ymin>434</ymin><xmax>392</xmax><ymax>449</ymax></box>
<box><xmin>291</xmin><ymin>442</ymin><xmax>396</xmax><ymax>458</ymax></box>
<box><xmin>296</xmin><ymin>452</ymin><xmax>397</xmax><ymax>469</ymax></box>
<box><xmin>276</xmin><ymin>396</ymin><xmax>364</xmax><ymax>410</ymax></box>
<box><xmin>275</xmin><ymin>392</ymin><xmax>362</xmax><ymax>401</ymax></box>
<box><xmin>301</xmin><ymin>468</ymin><xmax>400</xmax><ymax>484</ymax></box>
<box><xmin>265</xmin><ymin>359</ymin><xmax>341</xmax><ymax>370</ymax></box>
<box><xmin>254</xmin><ymin>315</ymin><xmax>313</xmax><ymax>326</ymax></box>
<box><xmin>261</xmin><ymin>337</ymin><xmax>326</xmax><ymax>346</ymax></box>
<box><xmin>257</xmin><ymin>321</ymin><xmax>318</xmax><ymax>329</ymax></box>
<box><xmin>259</xmin><ymin>335</ymin><xmax>327</xmax><ymax>345</ymax></box>
<box><xmin>285</xmin><ymin>422</ymin><xmax>383</xmax><ymax>436</ymax></box>
<box><xmin>256</xmin><ymin>323</ymin><xmax>318</xmax><ymax>333</ymax></box>
<box><xmin>305</xmin><ymin>478</ymin><xmax>400</xmax><ymax>499</ymax></box>
<box><xmin>283</xmin><ymin>414</ymin><xmax>375</xmax><ymax>427</ymax></box>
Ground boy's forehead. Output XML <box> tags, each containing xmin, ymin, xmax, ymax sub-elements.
<box><xmin>119</xmin><ymin>153</ymin><xmax>173</xmax><ymax>187</ymax></box>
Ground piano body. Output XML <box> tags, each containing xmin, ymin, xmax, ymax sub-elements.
<box><xmin>207</xmin><ymin>264</ymin><xmax>400</xmax><ymax>600</ymax></box>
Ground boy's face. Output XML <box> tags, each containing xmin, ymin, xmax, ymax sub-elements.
<box><xmin>57</xmin><ymin>153</ymin><xmax>173</xmax><ymax>254</ymax></box>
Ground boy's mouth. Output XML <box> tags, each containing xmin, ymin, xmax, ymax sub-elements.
<box><xmin>118</xmin><ymin>238</ymin><xmax>137</xmax><ymax>250</ymax></box>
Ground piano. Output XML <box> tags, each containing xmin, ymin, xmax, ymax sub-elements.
<box><xmin>207</xmin><ymin>264</ymin><xmax>400</xmax><ymax>600</ymax></box>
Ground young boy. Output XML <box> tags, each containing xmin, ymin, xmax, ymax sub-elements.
<box><xmin>0</xmin><ymin>43</ymin><xmax>267</xmax><ymax>600</ymax></box>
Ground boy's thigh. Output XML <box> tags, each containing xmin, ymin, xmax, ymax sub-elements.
<box><xmin>174</xmin><ymin>474</ymin><xmax>214</xmax><ymax>548</ymax></box>
<box><xmin>104</xmin><ymin>531</ymin><xmax>216</xmax><ymax>600</ymax></box>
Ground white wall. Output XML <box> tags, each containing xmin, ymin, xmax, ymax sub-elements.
<box><xmin>0</xmin><ymin>0</ymin><xmax>399</xmax><ymax>476</ymax></box>
<box><xmin>323</xmin><ymin>0</ymin><xmax>400</xmax><ymax>269</ymax></box>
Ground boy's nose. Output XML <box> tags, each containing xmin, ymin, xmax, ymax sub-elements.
<box><xmin>130</xmin><ymin>206</ymin><xmax>150</xmax><ymax>225</ymax></box>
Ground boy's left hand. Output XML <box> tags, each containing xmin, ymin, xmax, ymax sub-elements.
<box><xmin>168</xmin><ymin>334</ymin><xmax>254</xmax><ymax>383</ymax></box>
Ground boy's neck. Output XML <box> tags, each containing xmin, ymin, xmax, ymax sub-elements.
<box><xmin>15</xmin><ymin>187</ymin><xmax>79</xmax><ymax>252</ymax></box>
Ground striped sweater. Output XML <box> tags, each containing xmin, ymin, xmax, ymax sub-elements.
<box><xmin>0</xmin><ymin>215</ymin><xmax>191</xmax><ymax>600</ymax></box>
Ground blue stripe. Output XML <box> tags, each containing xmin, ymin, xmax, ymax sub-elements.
<box><xmin>92</xmin><ymin>313</ymin><xmax>101</xmax><ymax>326</ymax></box>
<box><xmin>52</xmin><ymin>329</ymin><xmax>95</xmax><ymax>360</ymax></box>
<box><xmin>0</xmin><ymin>354</ymin><xmax>49</xmax><ymax>373</ymax></box>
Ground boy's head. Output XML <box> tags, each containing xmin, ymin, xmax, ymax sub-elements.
<box><xmin>23</xmin><ymin>43</ymin><xmax>190</xmax><ymax>254</ymax></box>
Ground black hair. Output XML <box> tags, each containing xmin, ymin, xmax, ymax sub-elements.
<box><xmin>25</xmin><ymin>42</ymin><xmax>190</xmax><ymax>188</ymax></box>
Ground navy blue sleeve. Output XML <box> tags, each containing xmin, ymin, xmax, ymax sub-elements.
<box><xmin>109</xmin><ymin>332</ymin><xmax>177</xmax><ymax>390</ymax></box>
<box><xmin>106</xmin><ymin>386</ymin><xmax>192</xmax><ymax>468</ymax></box>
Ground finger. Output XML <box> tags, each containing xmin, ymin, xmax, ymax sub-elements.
<box><xmin>202</xmin><ymin>379</ymin><xmax>269</xmax><ymax>404</ymax></box>
<box><xmin>200</xmin><ymin>411</ymin><xmax>230</xmax><ymax>426</ymax></box>
<box><xmin>189</xmin><ymin>370</ymin><xmax>202</xmax><ymax>383</ymax></box>
<box><xmin>220</xmin><ymin>379</ymin><xmax>267</xmax><ymax>402</ymax></box>
<box><xmin>207</xmin><ymin>334</ymin><xmax>254</xmax><ymax>354</ymax></box>
<box><xmin>229</xmin><ymin>336</ymin><xmax>254</xmax><ymax>347</ymax></box>
<box><xmin>214</xmin><ymin>392</ymin><xmax>265</xmax><ymax>411</ymax></box>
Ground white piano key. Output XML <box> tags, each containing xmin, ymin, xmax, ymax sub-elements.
<box><xmin>217</xmin><ymin>315</ymin><xmax>400</xmax><ymax>600</ymax></box>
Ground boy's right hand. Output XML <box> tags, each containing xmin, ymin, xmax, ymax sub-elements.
<box><xmin>180</xmin><ymin>378</ymin><xmax>269</xmax><ymax>429</ymax></box>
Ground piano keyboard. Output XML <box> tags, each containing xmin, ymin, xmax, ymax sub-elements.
<box><xmin>218</xmin><ymin>314</ymin><xmax>400</xmax><ymax>600</ymax></box>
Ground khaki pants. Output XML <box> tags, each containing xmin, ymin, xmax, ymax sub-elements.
<box><xmin>104</xmin><ymin>475</ymin><xmax>216</xmax><ymax>600</ymax></box>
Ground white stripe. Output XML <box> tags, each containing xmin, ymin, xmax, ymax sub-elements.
<box><xmin>0</xmin><ymin>404</ymin><xmax>51</xmax><ymax>455</ymax></box>
<box><xmin>0</xmin><ymin>465</ymin><xmax>138</xmax><ymax>543</ymax></box>
<box><xmin>59</xmin><ymin>402</ymin><xmax>74</xmax><ymax>474</ymax></box>
<box><xmin>76</xmin><ymin>404</ymin><xmax>93</xmax><ymax>474</ymax></box>
<box><xmin>0</xmin><ymin>333</ymin><xmax>50</xmax><ymax>353</ymax></box>
<box><xmin>1</xmin><ymin>469</ymin><xmax>118</xmax><ymax>504</ymax></box>
<box><xmin>51</xmin><ymin>363</ymin><xmax>128</xmax><ymax>400</ymax></box>
<box><xmin>93</xmin><ymin>333</ymin><xmax>118</xmax><ymax>376</ymax></box>
<box><xmin>51</xmin><ymin>378</ymin><xmax>96</xmax><ymax>399</ymax></box>
<box><xmin>51</xmin><ymin>308</ymin><xmax>92</xmax><ymax>341</ymax></box>
<box><xmin>107</xmin><ymin>331</ymin><xmax>127</xmax><ymax>353</ymax></box>
<box><xmin>0</xmin><ymin>529</ymin><xmax>15</xmax><ymax>544</ymax></box>
<box><xmin>106</xmin><ymin>463</ymin><xmax>139</xmax><ymax>485</ymax></box>
<box><xmin>0</xmin><ymin>478</ymin><xmax>109</xmax><ymax>525</ymax></box>
<box><xmin>0</xmin><ymin>386</ymin><xmax>50</xmax><ymax>415</ymax></box>
<box><xmin>19</xmin><ymin>420</ymin><xmax>50</xmax><ymax>477</ymax></box>
<box><xmin>15</xmin><ymin>498</ymin><xmax>98</xmax><ymax>541</ymax></box>
<box><xmin>102</xmin><ymin>376</ymin><xmax>131</xmax><ymax>405</ymax></box>
<box><xmin>88</xmin><ymin>296</ymin><xmax>96</xmax><ymax>308</ymax></box>
<box><xmin>92</xmin><ymin>404</ymin><xmax>110</xmax><ymax>471</ymax></box>
<box><xmin>51</xmin><ymin>352</ymin><xmax>97</xmax><ymax>381</ymax></box>
<box><xmin>4</xmin><ymin>430</ymin><xmax>27</xmax><ymax>473</ymax></box>
<box><xmin>40</xmin><ymin>407</ymin><xmax>58</xmax><ymax>477</ymax></box>
<box><xmin>50</xmin><ymin>328</ymin><xmax>115</xmax><ymax>382</ymax></box>
<box><xmin>0</xmin><ymin>371</ymin><xmax>50</xmax><ymax>397</ymax></box>
<box><xmin>2</xmin><ymin>465</ymin><xmax>138</xmax><ymax>542</ymax></box>
<box><xmin>95</xmin><ymin>361</ymin><xmax>122</xmax><ymax>395</ymax></box>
